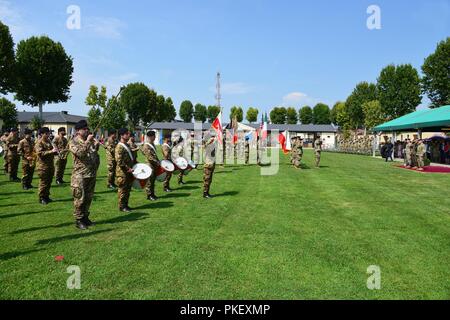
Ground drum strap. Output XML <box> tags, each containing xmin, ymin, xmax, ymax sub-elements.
<box><xmin>145</xmin><ymin>142</ymin><xmax>157</xmax><ymax>153</ymax></box>
<box><xmin>163</xmin><ymin>143</ymin><xmax>171</xmax><ymax>149</ymax></box>
<box><xmin>118</xmin><ymin>142</ymin><xmax>134</xmax><ymax>161</ymax></box>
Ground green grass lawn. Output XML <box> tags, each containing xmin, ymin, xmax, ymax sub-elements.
<box><xmin>0</xmin><ymin>148</ymin><xmax>449</xmax><ymax>300</ymax></box>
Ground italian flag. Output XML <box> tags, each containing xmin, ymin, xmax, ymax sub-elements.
<box><xmin>211</xmin><ymin>111</ymin><xmax>223</xmax><ymax>144</ymax></box>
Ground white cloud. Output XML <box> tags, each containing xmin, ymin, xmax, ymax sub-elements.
<box><xmin>282</xmin><ymin>92</ymin><xmax>320</xmax><ymax>107</ymax></box>
<box><xmin>85</xmin><ymin>17</ymin><xmax>126</xmax><ymax>39</ymax></box>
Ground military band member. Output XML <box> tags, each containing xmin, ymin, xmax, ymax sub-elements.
<box><xmin>190</xmin><ymin>132</ymin><xmax>195</xmax><ymax>161</ymax></box>
<box><xmin>245</xmin><ymin>135</ymin><xmax>250</xmax><ymax>165</ymax></box>
<box><xmin>35</xmin><ymin>127</ymin><xmax>58</xmax><ymax>205</ymax></box>
<box><xmin>6</xmin><ymin>127</ymin><xmax>20</xmax><ymax>182</ymax></box>
<box><xmin>104</xmin><ymin>130</ymin><xmax>118</xmax><ymax>189</ymax></box>
<box><xmin>203</xmin><ymin>131</ymin><xmax>217</xmax><ymax>199</ymax></box>
<box><xmin>116</xmin><ymin>128</ymin><xmax>135</xmax><ymax>212</ymax></box>
<box><xmin>128</xmin><ymin>133</ymin><xmax>139</xmax><ymax>161</ymax></box>
<box><xmin>69</xmin><ymin>120</ymin><xmax>99</xmax><ymax>230</ymax></box>
<box><xmin>53</xmin><ymin>127</ymin><xmax>69</xmax><ymax>184</ymax></box>
<box><xmin>1</xmin><ymin>129</ymin><xmax>10</xmax><ymax>174</ymax></box>
<box><xmin>18</xmin><ymin>128</ymin><xmax>35</xmax><ymax>190</ymax></box>
<box><xmin>162</xmin><ymin>136</ymin><xmax>173</xmax><ymax>192</ymax></box>
<box><xmin>142</xmin><ymin>131</ymin><xmax>159</xmax><ymax>201</ymax></box>
<box><xmin>172</xmin><ymin>136</ymin><xmax>186</xmax><ymax>185</ymax></box>
<box><xmin>314</xmin><ymin>136</ymin><xmax>322</xmax><ymax>168</ymax></box>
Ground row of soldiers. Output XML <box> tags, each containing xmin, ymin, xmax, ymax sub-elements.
<box><xmin>1</xmin><ymin>127</ymin><xmax>70</xmax><ymax>191</ymax></box>
<box><xmin>290</xmin><ymin>136</ymin><xmax>323</xmax><ymax>169</ymax></box>
<box><xmin>403</xmin><ymin>138</ymin><xmax>426</xmax><ymax>170</ymax></box>
<box><xmin>2</xmin><ymin>120</ymin><xmax>218</xmax><ymax>230</ymax></box>
<box><xmin>336</xmin><ymin>135</ymin><xmax>374</xmax><ymax>155</ymax></box>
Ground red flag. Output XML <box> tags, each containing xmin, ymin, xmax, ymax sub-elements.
<box><xmin>278</xmin><ymin>131</ymin><xmax>289</xmax><ymax>154</ymax></box>
<box><xmin>211</xmin><ymin>111</ymin><xmax>223</xmax><ymax>144</ymax></box>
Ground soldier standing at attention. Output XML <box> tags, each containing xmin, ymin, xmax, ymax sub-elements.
<box><xmin>141</xmin><ymin>130</ymin><xmax>159</xmax><ymax>201</ymax></box>
<box><xmin>172</xmin><ymin>136</ymin><xmax>186</xmax><ymax>185</ymax></box>
<box><xmin>314</xmin><ymin>136</ymin><xmax>322</xmax><ymax>168</ymax></box>
<box><xmin>298</xmin><ymin>137</ymin><xmax>304</xmax><ymax>166</ymax></box>
<box><xmin>53</xmin><ymin>127</ymin><xmax>69</xmax><ymax>185</ymax></box>
<box><xmin>1</xmin><ymin>129</ymin><xmax>10</xmax><ymax>174</ymax></box>
<box><xmin>203</xmin><ymin>131</ymin><xmax>217</xmax><ymax>199</ymax></box>
<box><xmin>162</xmin><ymin>136</ymin><xmax>173</xmax><ymax>192</ymax></box>
<box><xmin>35</xmin><ymin>127</ymin><xmax>58</xmax><ymax>205</ymax></box>
<box><xmin>116</xmin><ymin>128</ymin><xmax>135</xmax><ymax>212</ymax></box>
<box><xmin>104</xmin><ymin>130</ymin><xmax>118</xmax><ymax>189</ymax></box>
<box><xmin>190</xmin><ymin>132</ymin><xmax>195</xmax><ymax>162</ymax></box>
<box><xmin>18</xmin><ymin>128</ymin><xmax>35</xmax><ymax>190</ymax></box>
<box><xmin>416</xmin><ymin>139</ymin><xmax>426</xmax><ymax>171</ymax></box>
<box><xmin>244</xmin><ymin>135</ymin><xmax>250</xmax><ymax>165</ymax></box>
<box><xmin>69</xmin><ymin>120</ymin><xmax>100</xmax><ymax>230</ymax></box>
<box><xmin>128</xmin><ymin>133</ymin><xmax>139</xmax><ymax>162</ymax></box>
<box><xmin>6</xmin><ymin>127</ymin><xmax>20</xmax><ymax>182</ymax></box>
<box><xmin>405</xmin><ymin>139</ymin><xmax>412</xmax><ymax>168</ymax></box>
<box><xmin>290</xmin><ymin>137</ymin><xmax>300</xmax><ymax>168</ymax></box>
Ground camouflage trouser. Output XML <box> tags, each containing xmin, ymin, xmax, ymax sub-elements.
<box><xmin>55</xmin><ymin>157</ymin><xmax>67</xmax><ymax>181</ymax></box>
<box><xmin>203</xmin><ymin>164</ymin><xmax>215</xmax><ymax>194</ymax></box>
<box><xmin>22</xmin><ymin>161</ymin><xmax>35</xmax><ymax>187</ymax></box>
<box><xmin>315</xmin><ymin>151</ymin><xmax>321</xmax><ymax>167</ymax></box>
<box><xmin>38</xmin><ymin>166</ymin><xmax>54</xmax><ymax>199</ymax></box>
<box><xmin>116</xmin><ymin>175</ymin><xmax>133</xmax><ymax>209</ymax></box>
<box><xmin>417</xmin><ymin>155</ymin><xmax>424</xmax><ymax>168</ymax></box>
<box><xmin>245</xmin><ymin>152</ymin><xmax>249</xmax><ymax>164</ymax></box>
<box><xmin>145</xmin><ymin>169</ymin><xmax>157</xmax><ymax>196</ymax></box>
<box><xmin>71</xmin><ymin>176</ymin><xmax>96</xmax><ymax>220</ymax></box>
<box><xmin>3</xmin><ymin>154</ymin><xmax>8</xmax><ymax>173</ymax></box>
<box><xmin>405</xmin><ymin>154</ymin><xmax>411</xmax><ymax>166</ymax></box>
<box><xmin>107</xmin><ymin>159</ymin><xmax>116</xmax><ymax>186</ymax></box>
<box><xmin>163</xmin><ymin>172</ymin><xmax>172</xmax><ymax>189</ymax></box>
<box><xmin>178</xmin><ymin>171</ymin><xmax>184</xmax><ymax>184</ymax></box>
<box><xmin>411</xmin><ymin>154</ymin><xmax>417</xmax><ymax>167</ymax></box>
<box><xmin>7</xmin><ymin>154</ymin><xmax>19</xmax><ymax>178</ymax></box>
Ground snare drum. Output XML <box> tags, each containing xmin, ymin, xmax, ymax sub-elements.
<box><xmin>132</xmin><ymin>163</ymin><xmax>152</xmax><ymax>190</ymax></box>
<box><xmin>156</xmin><ymin>159</ymin><xmax>175</xmax><ymax>182</ymax></box>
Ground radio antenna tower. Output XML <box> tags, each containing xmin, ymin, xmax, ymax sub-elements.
<box><xmin>215</xmin><ymin>72</ymin><xmax>221</xmax><ymax>109</ymax></box>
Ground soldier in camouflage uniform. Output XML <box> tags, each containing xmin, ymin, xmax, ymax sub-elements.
<box><xmin>416</xmin><ymin>139</ymin><xmax>426</xmax><ymax>171</ymax></box>
<box><xmin>245</xmin><ymin>135</ymin><xmax>250</xmax><ymax>165</ymax></box>
<box><xmin>1</xmin><ymin>130</ymin><xmax>10</xmax><ymax>174</ymax></box>
<box><xmin>314</xmin><ymin>136</ymin><xmax>322</xmax><ymax>168</ymax></box>
<box><xmin>172</xmin><ymin>136</ymin><xmax>186</xmax><ymax>185</ymax></box>
<box><xmin>116</xmin><ymin>128</ymin><xmax>135</xmax><ymax>212</ymax></box>
<box><xmin>53</xmin><ymin>127</ymin><xmax>69</xmax><ymax>184</ymax></box>
<box><xmin>162</xmin><ymin>136</ymin><xmax>173</xmax><ymax>192</ymax></box>
<box><xmin>104</xmin><ymin>130</ymin><xmax>117</xmax><ymax>189</ymax></box>
<box><xmin>6</xmin><ymin>128</ymin><xmax>20</xmax><ymax>181</ymax></box>
<box><xmin>69</xmin><ymin>120</ymin><xmax>99</xmax><ymax>230</ymax></box>
<box><xmin>18</xmin><ymin>128</ymin><xmax>35</xmax><ymax>190</ymax></box>
<box><xmin>190</xmin><ymin>132</ymin><xmax>196</xmax><ymax>162</ymax></box>
<box><xmin>290</xmin><ymin>137</ymin><xmax>303</xmax><ymax>169</ymax></box>
<box><xmin>35</xmin><ymin>127</ymin><xmax>58</xmax><ymax>204</ymax></box>
<box><xmin>203</xmin><ymin>131</ymin><xmax>217</xmax><ymax>199</ymax></box>
<box><xmin>411</xmin><ymin>138</ymin><xmax>418</xmax><ymax>169</ymax></box>
<box><xmin>141</xmin><ymin>131</ymin><xmax>159</xmax><ymax>201</ymax></box>
<box><xmin>128</xmin><ymin>133</ymin><xmax>139</xmax><ymax>162</ymax></box>
<box><xmin>405</xmin><ymin>139</ymin><xmax>412</xmax><ymax>168</ymax></box>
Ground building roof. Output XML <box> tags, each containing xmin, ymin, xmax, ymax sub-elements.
<box><xmin>148</xmin><ymin>121</ymin><xmax>338</xmax><ymax>133</ymax></box>
<box><xmin>18</xmin><ymin>111</ymin><xmax>87</xmax><ymax>124</ymax></box>
<box><xmin>374</xmin><ymin>105</ymin><xmax>450</xmax><ymax>132</ymax></box>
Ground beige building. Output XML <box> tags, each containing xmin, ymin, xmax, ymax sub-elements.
<box><xmin>17</xmin><ymin>111</ymin><xmax>87</xmax><ymax>134</ymax></box>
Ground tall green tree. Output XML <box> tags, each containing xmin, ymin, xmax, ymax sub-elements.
<box><xmin>421</xmin><ymin>37</ymin><xmax>450</xmax><ymax>108</ymax></box>
<box><xmin>194</xmin><ymin>103</ymin><xmax>207</xmax><ymax>122</ymax></box>
<box><xmin>119</xmin><ymin>82</ymin><xmax>153</xmax><ymax>129</ymax></box>
<box><xmin>362</xmin><ymin>100</ymin><xmax>386</xmax><ymax>130</ymax></box>
<box><xmin>313</xmin><ymin>103</ymin><xmax>331</xmax><ymax>124</ymax></box>
<box><xmin>299</xmin><ymin>106</ymin><xmax>313</xmax><ymax>124</ymax></box>
<box><xmin>0</xmin><ymin>97</ymin><xmax>18</xmax><ymax>130</ymax></box>
<box><xmin>14</xmin><ymin>36</ymin><xmax>74</xmax><ymax>120</ymax></box>
<box><xmin>179</xmin><ymin>100</ymin><xmax>194</xmax><ymax>122</ymax></box>
<box><xmin>102</xmin><ymin>95</ymin><xmax>127</xmax><ymax>130</ymax></box>
<box><xmin>270</xmin><ymin>107</ymin><xmax>287</xmax><ymax>124</ymax></box>
<box><xmin>207</xmin><ymin>105</ymin><xmax>220</xmax><ymax>122</ymax></box>
<box><xmin>85</xmin><ymin>85</ymin><xmax>101</xmax><ymax>131</ymax></box>
<box><xmin>330</xmin><ymin>102</ymin><xmax>342</xmax><ymax>124</ymax></box>
<box><xmin>164</xmin><ymin>97</ymin><xmax>177</xmax><ymax>122</ymax></box>
<box><xmin>377</xmin><ymin>64</ymin><xmax>422</xmax><ymax>119</ymax></box>
<box><xmin>346</xmin><ymin>82</ymin><xmax>377</xmax><ymax>129</ymax></box>
<box><xmin>230</xmin><ymin>106</ymin><xmax>244</xmax><ymax>122</ymax></box>
<box><xmin>286</xmin><ymin>107</ymin><xmax>298</xmax><ymax>124</ymax></box>
<box><xmin>333</xmin><ymin>102</ymin><xmax>350</xmax><ymax>129</ymax></box>
<box><xmin>246</xmin><ymin>107</ymin><xmax>259</xmax><ymax>123</ymax></box>
<box><xmin>0</xmin><ymin>21</ymin><xmax>15</xmax><ymax>94</ymax></box>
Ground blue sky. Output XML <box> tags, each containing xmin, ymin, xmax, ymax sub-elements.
<box><xmin>1</xmin><ymin>0</ymin><xmax>449</xmax><ymax>120</ymax></box>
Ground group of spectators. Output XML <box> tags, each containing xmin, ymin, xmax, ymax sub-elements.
<box><xmin>381</xmin><ymin>136</ymin><xmax>450</xmax><ymax>165</ymax></box>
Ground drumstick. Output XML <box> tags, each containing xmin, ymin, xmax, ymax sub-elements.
<box><xmin>93</xmin><ymin>86</ymin><xmax>124</xmax><ymax>134</ymax></box>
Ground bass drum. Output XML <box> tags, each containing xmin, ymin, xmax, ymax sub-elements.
<box><xmin>132</xmin><ymin>163</ymin><xmax>152</xmax><ymax>190</ymax></box>
<box><xmin>0</xmin><ymin>145</ymin><xmax>3</xmax><ymax>157</ymax></box>
<box><xmin>184</xmin><ymin>160</ymin><xmax>197</xmax><ymax>176</ymax></box>
<box><xmin>156</xmin><ymin>160</ymin><xmax>175</xmax><ymax>182</ymax></box>
<box><xmin>173</xmin><ymin>157</ymin><xmax>188</xmax><ymax>174</ymax></box>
